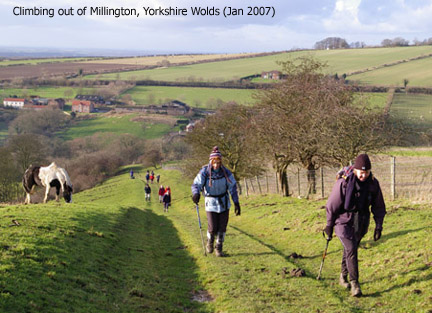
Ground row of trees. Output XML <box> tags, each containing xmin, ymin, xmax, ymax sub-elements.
<box><xmin>315</xmin><ymin>36</ymin><xmax>432</xmax><ymax>50</ymax></box>
<box><xmin>185</xmin><ymin>57</ymin><xmax>399</xmax><ymax>197</ymax></box>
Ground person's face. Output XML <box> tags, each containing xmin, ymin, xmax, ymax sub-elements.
<box><xmin>211</xmin><ymin>158</ymin><xmax>221</xmax><ymax>170</ymax></box>
<box><xmin>354</xmin><ymin>169</ymin><xmax>370</xmax><ymax>182</ymax></box>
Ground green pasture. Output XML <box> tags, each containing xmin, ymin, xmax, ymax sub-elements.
<box><xmin>59</xmin><ymin>113</ymin><xmax>176</xmax><ymax>141</ymax></box>
<box><xmin>1</xmin><ymin>166</ymin><xmax>431</xmax><ymax>312</ymax></box>
<box><xmin>86</xmin><ymin>46</ymin><xmax>432</xmax><ymax>83</ymax></box>
<box><xmin>123</xmin><ymin>86</ymin><xmax>257</xmax><ymax>107</ymax></box>
<box><xmin>349</xmin><ymin>56</ymin><xmax>432</xmax><ymax>87</ymax></box>
<box><xmin>390</xmin><ymin>93</ymin><xmax>432</xmax><ymax>128</ymax></box>
<box><xmin>0</xmin><ymin>86</ymin><xmax>101</xmax><ymax>102</ymax></box>
<box><xmin>0</xmin><ymin>57</ymin><xmax>96</xmax><ymax>67</ymax></box>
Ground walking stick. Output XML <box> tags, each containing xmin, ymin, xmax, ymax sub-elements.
<box><xmin>195</xmin><ymin>204</ymin><xmax>207</xmax><ymax>256</ymax></box>
<box><xmin>317</xmin><ymin>232</ymin><xmax>331</xmax><ymax>280</ymax></box>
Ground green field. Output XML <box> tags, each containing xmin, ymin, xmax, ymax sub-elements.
<box><xmin>86</xmin><ymin>46</ymin><xmax>432</xmax><ymax>84</ymax></box>
<box><xmin>123</xmin><ymin>86</ymin><xmax>257</xmax><ymax>107</ymax></box>
<box><xmin>390</xmin><ymin>93</ymin><xmax>432</xmax><ymax>128</ymax></box>
<box><xmin>0</xmin><ymin>86</ymin><xmax>102</xmax><ymax>102</ymax></box>
<box><xmin>349</xmin><ymin>56</ymin><xmax>432</xmax><ymax>87</ymax></box>
<box><xmin>59</xmin><ymin>114</ymin><xmax>177</xmax><ymax>141</ymax></box>
<box><xmin>1</xmin><ymin>166</ymin><xmax>431</xmax><ymax>312</ymax></box>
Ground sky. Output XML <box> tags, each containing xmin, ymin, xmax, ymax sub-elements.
<box><xmin>1</xmin><ymin>0</ymin><xmax>432</xmax><ymax>54</ymax></box>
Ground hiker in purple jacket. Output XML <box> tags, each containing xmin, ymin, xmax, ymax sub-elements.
<box><xmin>324</xmin><ymin>154</ymin><xmax>386</xmax><ymax>297</ymax></box>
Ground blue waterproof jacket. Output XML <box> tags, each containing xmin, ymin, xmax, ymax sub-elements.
<box><xmin>191</xmin><ymin>165</ymin><xmax>239</xmax><ymax>213</ymax></box>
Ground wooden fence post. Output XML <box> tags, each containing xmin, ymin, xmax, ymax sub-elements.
<box><xmin>244</xmin><ymin>178</ymin><xmax>249</xmax><ymax>197</ymax></box>
<box><xmin>391</xmin><ymin>156</ymin><xmax>396</xmax><ymax>200</ymax></box>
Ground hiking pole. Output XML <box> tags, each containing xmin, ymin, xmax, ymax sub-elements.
<box><xmin>317</xmin><ymin>232</ymin><xmax>331</xmax><ymax>280</ymax></box>
<box><xmin>195</xmin><ymin>204</ymin><xmax>207</xmax><ymax>256</ymax></box>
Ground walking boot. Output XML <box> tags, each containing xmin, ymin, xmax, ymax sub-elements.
<box><xmin>350</xmin><ymin>280</ymin><xmax>362</xmax><ymax>297</ymax></box>
<box><xmin>339</xmin><ymin>273</ymin><xmax>350</xmax><ymax>289</ymax></box>
<box><xmin>215</xmin><ymin>243</ymin><xmax>224</xmax><ymax>257</ymax></box>
<box><xmin>206</xmin><ymin>233</ymin><xmax>215</xmax><ymax>254</ymax></box>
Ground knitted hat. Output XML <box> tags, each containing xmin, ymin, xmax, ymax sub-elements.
<box><xmin>209</xmin><ymin>146</ymin><xmax>222</xmax><ymax>160</ymax></box>
<box><xmin>354</xmin><ymin>154</ymin><xmax>371</xmax><ymax>170</ymax></box>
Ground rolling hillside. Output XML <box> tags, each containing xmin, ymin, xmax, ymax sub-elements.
<box><xmin>85</xmin><ymin>46</ymin><xmax>432</xmax><ymax>87</ymax></box>
<box><xmin>1</xmin><ymin>166</ymin><xmax>431</xmax><ymax>312</ymax></box>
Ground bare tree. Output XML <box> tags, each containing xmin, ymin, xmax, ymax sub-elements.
<box><xmin>255</xmin><ymin>57</ymin><xmax>393</xmax><ymax>196</ymax></box>
<box><xmin>185</xmin><ymin>102</ymin><xmax>264</xmax><ymax>182</ymax></box>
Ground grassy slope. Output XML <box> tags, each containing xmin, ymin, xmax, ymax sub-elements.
<box><xmin>0</xmin><ymin>86</ymin><xmax>102</xmax><ymax>102</ymax></box>
<box><xmin>390</xmin><ymin>93</ymin><xmax>432</xmax><ymax>129</ymax></box>
<box><xmin>86</xmin><ymin>47</ymin><xmax>432</xmax><ymax>84</ymax></box>
<box><xmin>123</xmin><ymin>86</ymin><xmax>257</xmax><ymax>107</ymax></box>
<box><xmin>2</xmin><ymin>166</ymin><xmax>431</xmax><ymax>312</ymax></box>
<box><xmin>349</xmin><ymin>56</ymin><xmax>432</xmax><ymax>87</ymax></box>
<box><xmin>58</xmin><ymin>113</ymin><xmax>176</xmax><ymax>141</ymax></box>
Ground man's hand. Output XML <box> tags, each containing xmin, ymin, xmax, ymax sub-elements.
<box><xmin>374</xmin><ymin>228</ymin><xmax>382</xmax><ymax>241</ymax></box>
<box><xmin>234</xmin><ymin>203</ymin><xmax>241</xmax><ymax>216</ymax></box>
<box><xmin>324</xmin><ymin>226</ymin><xmax>333</xmax><ymax>241</ymax></box>
<box><xmin>192</xmin><ymin>193</ymin><xmax>200</xmax><ymax>204</ymax></box>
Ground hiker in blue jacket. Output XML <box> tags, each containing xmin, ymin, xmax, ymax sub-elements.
<box><xmin>191</xmin><ymin>146</ymin><xmax>240</xmax><ymax>257</ymax></box>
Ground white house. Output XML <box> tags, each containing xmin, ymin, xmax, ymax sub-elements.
<box><xmin>3</xmin><ymin>98</ymin><xmax>26</xmax><ymax>108</ymax></box>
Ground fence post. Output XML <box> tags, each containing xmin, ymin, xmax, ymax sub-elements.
<box><xmin>391</xmin><ymin>156</ymin><xmax>396</xmax><ymax>200</ymax></box>
<box><xmin>256</xmin><ymin>176</ymin><xmax>262</xmax><ymax>194</ymax></box>
<box><xmin>244</xmin><ymin>178</ymin><xmax>249</xmax><ymax>197</ymax></box>
<box><xmin>320</xmin><ymin>167</ymin><xmax>325</xmax><ymax>199</ymax></box>
<box><xmin>275</xmin><ymin>172</ymin><xmax>279</xmax><ymax>194</ymax></box>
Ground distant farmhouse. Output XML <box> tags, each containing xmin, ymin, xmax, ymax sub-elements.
<box><xmin>72</xmin><ymin>100</ymin><xmax>95</xmax><ymax>113</ymax></box>
<box><xmin>3</xmin><ymin>97</ymin><xmax>65</xmax><ymax>110</ymax></box>
<box><xmin>3</xmin><ymin>98</ymin><xmax>27</xmax><ymax>108</ymax></box>
<box><xmin>261</xmin><ymin>70</ymin><xmax>282</xmax><ymax>80</ymax></box>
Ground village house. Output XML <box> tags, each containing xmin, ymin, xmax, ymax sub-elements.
<box><xmin>3</xmin><ymin>98</ymin><xmax>27</xmax><ymax>108</ymax></box>
<box><xmin>71</xmin><ymin>100</ymin><xmax>95</xmax><ymax>113</ymax></box>
<box><xmin>261</xmin><ymin>70</ymin><xmax>282</xmax><ymax>80</ymax></box>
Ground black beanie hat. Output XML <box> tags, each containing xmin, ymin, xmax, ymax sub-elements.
<box><xmin>354</xmin><ymin>154</ymin><xmax>371</xmax><ymax>170</ymax></box>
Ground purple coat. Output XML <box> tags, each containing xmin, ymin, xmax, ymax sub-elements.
<box><xmin>326</xmin><ymin>174</ymin><xmax>386</xmax><ymax>239</ymax></box>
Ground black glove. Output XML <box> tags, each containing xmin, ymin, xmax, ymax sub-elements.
<box><xmin>324</xmin><ymin>226</ymin><xmax>333</xmax><ymax>241</ymax></box>
<box><xmin>192</xmin><ymin>193</ymin><xmax>200</xmax><ymax>204</ymax></box>
<box><xmin>374</xmin><ymin>228</ymin><xmax>382</xmax><ymax>241</ymax></box>
<box><xmin>234</xmin><ymin>203</ymin><xmax>241</xmax><ymax>216</ymax></box>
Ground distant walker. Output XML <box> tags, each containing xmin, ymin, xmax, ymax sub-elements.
<box><xmin>23</xmin><ymin>162</ymin><xmax>73</xmax><ymax>204</ymax></box>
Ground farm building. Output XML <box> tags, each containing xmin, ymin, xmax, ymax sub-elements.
<box><xmin>261</xmin><ymin>70</ymin><xmax>282</xmax><ymax>80</ymax></box>
<box><xmin>75</xmin><ymin>95</ymin><xmax>105</xmax><ymax>104</ymax></box>
<box><xmin>72</xmin><ymin>100</ymin><xmax>95</xmax><ymax>113</ymax></box>
<box><xmin>3</xmin><ymin>98</ymin><xmax>27</xmax><ymax>108</ymax></box>
<box><xmin>114</xmin><ymin>100</ymin><xmax>191</xmax><ymax>116</ymax></box>
<box><xmin>31</xmin><ymin>98</ymin><xmax>65</xmax><ymax>110</ymax></box>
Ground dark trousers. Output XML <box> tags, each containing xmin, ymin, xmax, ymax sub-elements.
<box><xmin>206</xmin><ymin>210</ymin><xmax>229</xmax><ymax>235</ymax></box>
<box><xmin>339</xmin><ymin>236</ymin><xmax>362</xmax><ymax>282</ymax></box>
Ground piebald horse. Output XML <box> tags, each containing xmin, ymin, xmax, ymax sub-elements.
<box><xmin>23</xmin><ymin>162</ymin><xmax>73</xmax><ymax>204</ymax></box>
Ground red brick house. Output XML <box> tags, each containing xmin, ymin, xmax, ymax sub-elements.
<box><xmin>71</xmin><ymin>100</ymin><xmax>95</xmax><ymax>113</ymax></box>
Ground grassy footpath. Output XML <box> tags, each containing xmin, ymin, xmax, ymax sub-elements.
<box><xmin>1</xmin><ymin>166</ymin><xmax>431</xmax><ymax>312</ymax></box>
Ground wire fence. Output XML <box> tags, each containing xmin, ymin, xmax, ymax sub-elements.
<box><xmin>238</xmin><ymin>156</ymin><xmax>432</xmax><ymax>202</ymax></box>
